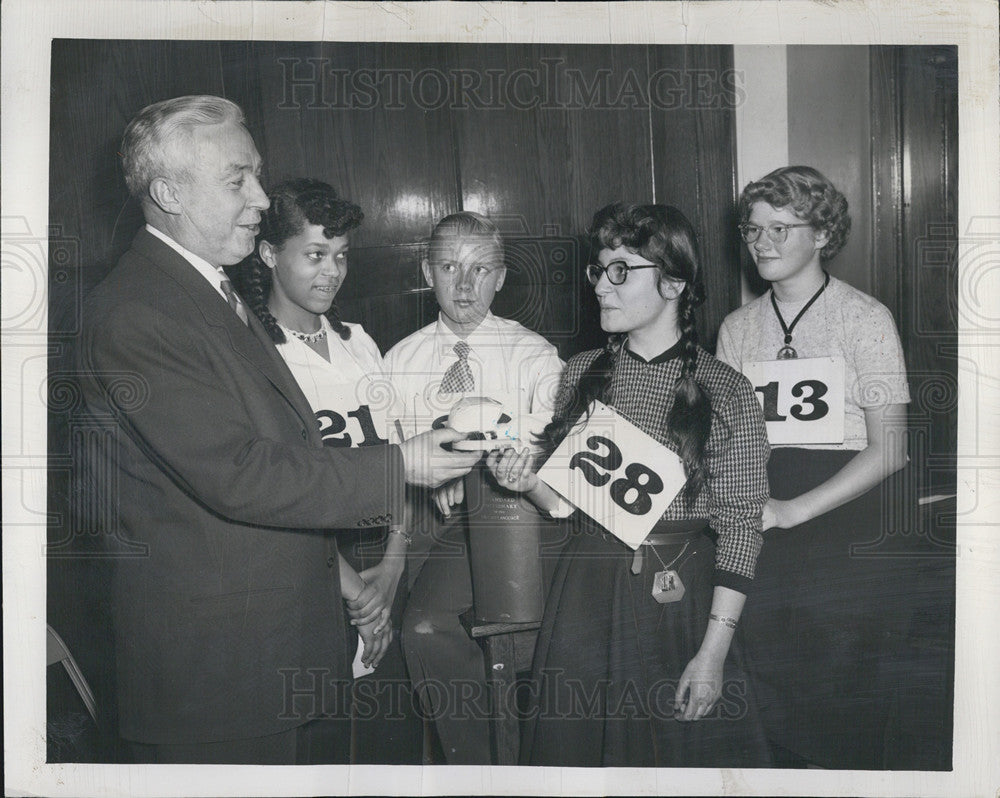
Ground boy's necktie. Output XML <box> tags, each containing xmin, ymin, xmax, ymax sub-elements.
<box><xmin>439</xmin><ymin>340</ymin><xmax>475</xmax><ymax>393</ymax></box>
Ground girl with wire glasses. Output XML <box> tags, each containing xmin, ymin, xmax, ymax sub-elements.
<box><xmin>486</xmin><ymin>203</ymin><xmax>771</xmax><ymax>767</ymax></box>
<box><xmin>716</xmin><ymin>165</ymin><xmax>911</xmax><ymax>768</ymax></box>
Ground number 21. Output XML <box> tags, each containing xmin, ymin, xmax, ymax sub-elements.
<box><xmin>316</xmin><ymin>404</ymin><xmax>388</xmax><ymax>447</ymax></box>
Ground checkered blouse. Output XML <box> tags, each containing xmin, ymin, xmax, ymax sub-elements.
<box><xmin>555</xmin><ymin>341</ymin><xmax>770</xmax><ymax>591</ymax></box>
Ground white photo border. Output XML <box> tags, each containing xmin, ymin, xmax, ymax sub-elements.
<box><xmin>3</xmin><ymin>1</ymin><xmax>998</xmax><ymax>796</ymax></box>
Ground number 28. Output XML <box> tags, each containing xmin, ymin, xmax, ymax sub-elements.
<box><xmin>568</xmin><ymin>435</ymin><xmax>663</xmax><ymax>516</ymax></box>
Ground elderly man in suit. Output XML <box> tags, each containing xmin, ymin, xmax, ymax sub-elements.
<box><xmin>77</xmin><ymin>95</ymin><xmax>479</xmax><ymax>764</ymax></box>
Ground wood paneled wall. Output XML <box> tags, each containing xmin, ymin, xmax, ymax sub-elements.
<box><xmin>46</xmin><ymin>40</ymin><xmax>960</xmax><ymax>761</ymax></box>
<box><xmin>49</xmin><ymin>40</ymin><xmax>741</xmax><ymax>358</ymax></box>
<box><xmin>871</xmin><ymin>46</ymin><xmax>958</xmax><ymax>492</ymax></box>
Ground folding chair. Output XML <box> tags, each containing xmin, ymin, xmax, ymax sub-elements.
<box><xmin>47</xmin><ymin>624</ymin><xmax>98</xmax><ymax>726</ymax></box>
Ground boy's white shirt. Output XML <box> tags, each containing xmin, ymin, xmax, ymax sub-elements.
<box><xmin>385</xmin><ymin>311</ymin><xmax>564</xmax><ymax>440</ymax></box>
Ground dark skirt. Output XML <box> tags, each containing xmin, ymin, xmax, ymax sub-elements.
<box><xmin>522</xmin><ymin>520</ymin><xmax>771</xmax><ymax>768</ymax></box>
<box><xmin>742</xmin><ymin>448</ymin><xmax>913</xmax><ymax>769</ymax></box>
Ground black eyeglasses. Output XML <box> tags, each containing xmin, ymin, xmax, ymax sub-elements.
<box><xmin>585</xmin><ymin>260</ymin><xmax>659</xmax><ymax>286</ymax></box>
<box><xmin>738</xmin><ymin>223</ymin><xmax>813</xmax><ymax>244</ymax></box>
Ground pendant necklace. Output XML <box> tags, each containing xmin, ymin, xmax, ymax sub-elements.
<box><xmin>771</xmin><ymin>271</ymin><xmax>830</xmax><ymax>359</ymax></box>
<box><xmin>649</xmin><ymin>542</ymin><xmax>697</xmax><ymax>604</ymax></box>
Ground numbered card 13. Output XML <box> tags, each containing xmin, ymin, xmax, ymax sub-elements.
<box><xmin>536</xmin><ymin>401</ymin><xmax>687</xmax><ymax>550</ymax></box>
<box><xmin>742</xmin><ymin>356</ymin><xmax>845</xmax><ymax>445</ymax></box>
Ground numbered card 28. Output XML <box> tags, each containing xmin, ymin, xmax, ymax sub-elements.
<box><xmin>742</xmin><ymin>357</ymin><xmax>846</xmax><ymax>445</ymax></box>
<box><xmin>536</xmin><ymin>401</ymin><xmax>687</xmax><ymax>550</ymax></box>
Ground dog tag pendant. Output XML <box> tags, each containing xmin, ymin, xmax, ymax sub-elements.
<box><xmin>651</xmin><ymin>569</ymin><xmax>685</xmax><ymax>603</ymax></box>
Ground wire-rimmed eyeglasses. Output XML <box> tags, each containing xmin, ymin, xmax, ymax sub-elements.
<box><xmin>585</xmin><ymin>260</ymin><xmax>659</xmax><ymax>286</ymax></box>
<box><xmin>738</xmin><ymin>222</ymin><xmax>813</xmax><ymax>244</ymax></box>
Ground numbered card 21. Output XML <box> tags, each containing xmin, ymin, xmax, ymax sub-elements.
<box><xmin>742</xmin><ymin>356</ymin><xmax>846</xmax><ymax>445</ymax></box>
<box><xmin>537</xmin><ymin>401</ymin><xmax>687</xmax><ymax>550</ymax></box>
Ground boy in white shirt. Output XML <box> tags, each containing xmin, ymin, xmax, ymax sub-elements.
<box><xmin>385</xmin><ymin>212</ymin><xmax>563</xmax><ymax>764</ymax></box>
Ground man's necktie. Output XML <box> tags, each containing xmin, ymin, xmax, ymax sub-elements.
<box><xmin>439</xmin><ymin>340</ymin><xmax>475</xmax><ymax>393</ymax></box>
<box><xmin>220</xmin><ymin>278</ymin><xmax>249</xmax><ymax>326</ymax></box>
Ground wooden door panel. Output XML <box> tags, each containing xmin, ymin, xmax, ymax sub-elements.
<box><xmin>650</xmin><ymin>45</ymin><xmax>740</xmax><ymax>354</ymax></box>
<box><xmin>871</xmin><ymin>46</ymin><xmax>958</xmax><ymax>492</ymax></box>
<box><xmin>253</xmin><ymin>42</ymin><xmax>461</xmax><ymax>250</ymax></box>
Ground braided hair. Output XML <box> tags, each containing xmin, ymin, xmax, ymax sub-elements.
<box><xmin>543</xmin><ymin>203</ymin><xmax>712</xmax><ymax>500</ymax></box>
<box><xmin>237</xmin><ymin>178</ymin><xmax>364</xmax><ymax>343</ymax></box>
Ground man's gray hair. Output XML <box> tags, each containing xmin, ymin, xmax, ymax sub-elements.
<box><xmin>121</xmin><ymin>95</ymin><xmax>245</xmax><ymax>200</ymax></box>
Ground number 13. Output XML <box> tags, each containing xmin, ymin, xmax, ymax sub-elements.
<box><xmin>754</xmin><ymin>379</ymin><xmax>829</xmax><ymax>422</ymax></box>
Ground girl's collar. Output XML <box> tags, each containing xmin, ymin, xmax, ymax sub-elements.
<box><xmin>623</xmin><ymin>335</ymin><xmax>685</xmax><ymax>365</ymax></box>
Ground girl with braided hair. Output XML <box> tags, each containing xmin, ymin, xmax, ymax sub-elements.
<box><xmin>237</xmin><ymin>177</ymin><xmax>421</xmax><ymax>763</ymax></box>
<box><xmin>243</xmin><ymin>178</ymin><xmax>361</xmax><ymax>344</ymax></box>
<box><xmin>487</xmin><ymin>203</ymin><xmax>771</xmax><ymax>766</ymax></box>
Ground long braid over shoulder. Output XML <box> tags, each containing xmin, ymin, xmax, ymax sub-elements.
<box><xmin>543</xmin><ymin>203</ymin><xmax>712</xmax><ymax>499</ymax></box>
<box><xmin>540</xmin><ymin>335</ymin><xmax>623</xmax><ymax>451</ymax></box>
<box><xmin>244</xmin><ymin>256</ymin><xmax>285</xmax><ymax>343</ymax></box>
<box><xmin>669</xmin><ymin>277</ymin><xmax>711</xmax><ymax>500</ymax></box>
<box><xmin>233</xmin><ymin>177</ymin><xmax>363</xmax><ymax>342</ymax></box>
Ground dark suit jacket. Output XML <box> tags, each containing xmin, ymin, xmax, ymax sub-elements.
<box><xmin>77</xmin><ymin>228</ymin><xmax>404</xmax><ymax>744</ymax></box>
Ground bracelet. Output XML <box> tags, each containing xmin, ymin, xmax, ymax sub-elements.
<box><xmin>387</xmin><ymin>527</ymin><xmax>412</xmax><ymax>546</ymax></box>
<box><xmin>709</xmin><ymin>613</ymin><xmax>738</xmax><ymax>630</ymax></box>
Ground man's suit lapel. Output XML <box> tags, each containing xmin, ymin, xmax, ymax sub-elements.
<box><xmin>243</xmin><ymin>311</ymin><xmax>323</xmax><ymax>432</ymax></box>
<box><xmin>131</xmin><ymin>229</ymin><xmax>320</xmax><ymax>435</ymax></box>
